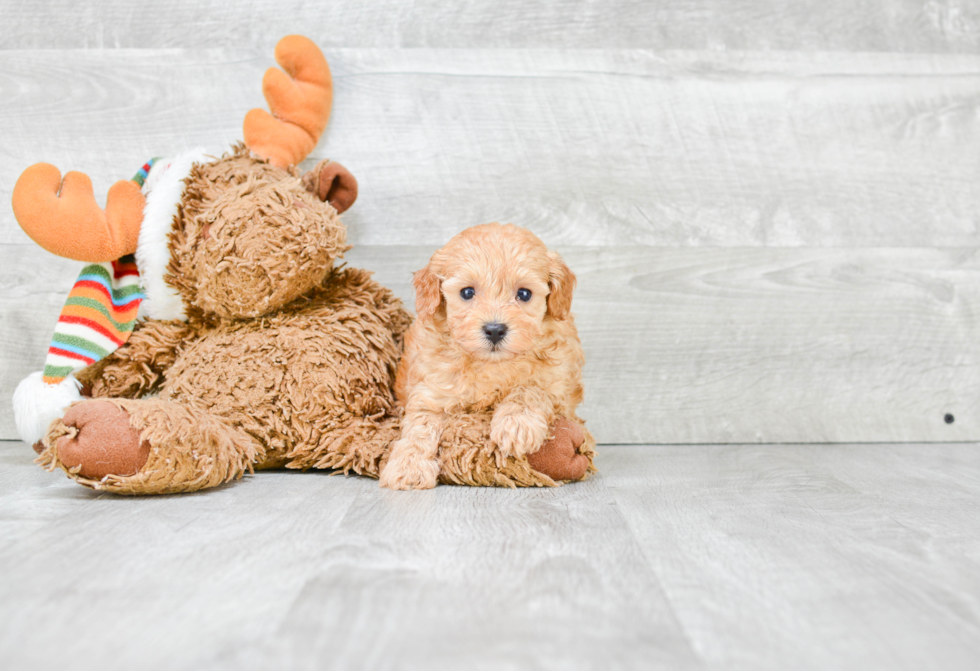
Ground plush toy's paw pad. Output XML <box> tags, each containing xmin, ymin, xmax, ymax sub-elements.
<box><xmin>55</xmin><ymin>401</ymin><xmax>149</xmax><ymax>479</ymax></box>
<box><xmin>379</xmin><ymin>447</ymin><xmax>440</xmax><ymax>490</ymax></box>
<box><xmin>559</xmin><ymin>418</ymin><xmax>586</xmax><ymax>448</ymax></box>
<box><xmin>526</xmin><ymin>419</ymin><xmax>589</xmax><ymax>482</ymax></box>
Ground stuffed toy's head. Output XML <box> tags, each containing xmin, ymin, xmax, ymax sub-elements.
<box><xmin>10</xmin><ymin>36</ymin><xmax>358</xmax><ymax>443</ymax></box>
<box><xmin>13</xmin><ymin>35</ymin><xmax>355</xmax><ymax>323</ymax></box>
<box><xmin>165</xmin><ymin>148</ymin><xmax>352</xmax><ymax>320</ymax></box>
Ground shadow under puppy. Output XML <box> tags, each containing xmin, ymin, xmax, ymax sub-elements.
<box><xmin>380</xmin><ymin>223</ymin><xmax>595</xmax><ymax>490</ymax></box>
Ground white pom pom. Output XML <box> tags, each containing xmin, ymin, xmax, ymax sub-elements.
<box><xmin>12</xmin><ymin>372</ymin><xmax>82</xmax><ymax>445</ymax></box>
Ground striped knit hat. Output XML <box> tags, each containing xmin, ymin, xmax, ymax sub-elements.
<box><xmin>12</xmin><ymin>151</ymin><xmax>210</xmax><ymax>445</ymax></box>
<box><xmin>41</xmin><ymin>256</ymin><xmax>144</xmax><ymax>385</ymax></box>
<box><xmin>39</xmin><ymin>160</ymin><xmax>156</xmax><ymax>385</ymax></box>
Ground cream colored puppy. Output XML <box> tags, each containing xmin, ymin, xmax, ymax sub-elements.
<box><xmin>379</xmin><ymin>223</ymin><xmax>583</xmax><ymax>490</ymax></box>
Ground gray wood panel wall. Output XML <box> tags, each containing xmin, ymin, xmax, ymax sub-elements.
<box><xmin>1</xmin><ymin>2</ymin><xmax>978</xmax><ymax>443</ymax></box>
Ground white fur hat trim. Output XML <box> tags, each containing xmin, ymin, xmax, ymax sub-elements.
<box><xmin>12</xmin><ymin>372</ymin><xmax>82</xmax><ymax>445</ymax></box>
<box><xmin>137</xmin><ymin>147</ymin><xmax>212</xmax><ymax>321</ymax></box>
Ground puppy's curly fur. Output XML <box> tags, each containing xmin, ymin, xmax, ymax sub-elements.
<box><xmin>379</xmin><ymin>223</ymin><xmax>584</xmax><ymax>490</ymax></box>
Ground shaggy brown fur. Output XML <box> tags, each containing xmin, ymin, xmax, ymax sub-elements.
<box><xmin>38</xmin><ymin>148</ymin><xmax>407</xmax><ymax>493</ymax></box>
<box><xmin>435</xmin><ymin>413</ymin><xmax>595</xmax><ymax>488</ymax></box>
<box><xmin>39</xmin><ymin>150</ymin><xmax>593</xmax><ymax>494</ymax></box>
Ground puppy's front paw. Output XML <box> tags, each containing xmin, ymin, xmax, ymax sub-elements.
<box><xmin>379</xmin><ymin>441</ymin><xmax>440</xmax><ymax>490</ymax></box>
<box><xmin>490</xmin><ymin>409</ymin><xmax>550</xmax><ymax>462</ymax></box>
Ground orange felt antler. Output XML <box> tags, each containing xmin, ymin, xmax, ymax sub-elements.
<box><xmin>12</xmin><ymin>163</ymin><xmax>145</xmax><ymax>262</ymax></box>
<box><xmin>244</xmin><ymin>35</ymin><xmax>333</xmax><ymax>168</ymax></box>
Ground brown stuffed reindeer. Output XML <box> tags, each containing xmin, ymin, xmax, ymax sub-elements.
<box><xmin>11</xmin><ymin>36</ymin><xmax>594</xmax><ymax>494</ymax></box>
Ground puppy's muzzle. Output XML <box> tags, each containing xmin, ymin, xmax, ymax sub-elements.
<box><xmin>482</xmin><ymin>322</ymin><xmax>508</xmax><ymax>345</ymax></box>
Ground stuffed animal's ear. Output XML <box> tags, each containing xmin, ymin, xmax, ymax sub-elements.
<box><xmin>301</xmin><ymin>159</ymin><xmax>358</xmax><ymax>213</ymax></box>
<box><xmin>546</xmin><ymin>251</ymin><xmax>575</xmax><ymax>320</ymax></box>
<box><xmin>412</xmin><ymin>266</ymin><xmax>442</xmax><ymax>321</ymax></box>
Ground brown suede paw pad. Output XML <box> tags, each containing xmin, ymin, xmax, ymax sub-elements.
<box><xmin>526</xmin><ymin>418</ymin><xmax>589</xmax><ymax>482</ymax></box>
<box><xmin>56</xmin><ymin>401</ymin><xmax>150</xmax><ymax>479</ymax></box>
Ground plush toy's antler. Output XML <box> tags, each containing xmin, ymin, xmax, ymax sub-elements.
<box><xmin>244</xmin><ymin>35</ymin><xmax>333</xmax><ymax>169</ymax></box>
<box><xmin>11</xmin><ymin>163</ymin><xmax>145</xmax><ymax>262</ymax></box>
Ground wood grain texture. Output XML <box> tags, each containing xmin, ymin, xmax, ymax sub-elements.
<box><xmin>350</xmin><ymin>245</ymin><xmax>980</xmax><ymax>445</ymax></box>
<box><xmin>1</xmin><ymin>40</ymin><xmax>977</xmax><ymax>445</ymax></box>
<box><xmin>2</xmin><ymin>5</ymin><xmax>978</xmax><ymax>670</ymax></box>
<box><xmin>2</xmin><ymin>440</ymin><xmax>979</xmax><ymax>670</ymax></box>
<box><xmin>0</xmin><ymin>49</ymin><xmax>977</xmax><ymax>247</ymax></box>
<box><xmin>604</xmin><ymin>443</ymin><xmax>980</xmax><ymax>670</ymax></box>
<box><xmin>3</xmin><ymin>245</ymin><xmax>976</xmax><ymax>443</ymax></box>
<box><xmin>0</xmin><ymin>0</ymin><xmax>978</xmax><ymax>52</ymax></box>
<box><xmin>0</xmin><ymin>440</ymin><xmax>699</xmax><ymax>671</ymax></box>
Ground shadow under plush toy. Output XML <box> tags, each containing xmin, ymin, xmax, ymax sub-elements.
<box><xmin>11</xmin><ymin>36</ymin><xmax>593</xmax><ymax>494</ymax></box>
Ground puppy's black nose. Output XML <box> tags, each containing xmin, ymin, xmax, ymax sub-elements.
<box><xmin>483</xmin><ymin>322</ymin><xmax>508</xmax><ymax>345</ymax></box>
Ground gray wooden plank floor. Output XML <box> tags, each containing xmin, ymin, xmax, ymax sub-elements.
<box><xmin>2</xmin><ymin>439</ymin><xmax>978</xmax><ymax>670</ymax></box>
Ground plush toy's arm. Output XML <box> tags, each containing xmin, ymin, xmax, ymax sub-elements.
<box><xmin>75</xmin><ymin>319</ymin><xmax>199</xmax><ymax>399</ymax></box>
<box><xmin>336</xmin><ymin>266</ymin><xmax>414</xmax><ymax>349</ymax></box>
<box><xmin>379</xmin><ymin>289</ymin><xmax>413</xmax><ymax>348</ymax></box>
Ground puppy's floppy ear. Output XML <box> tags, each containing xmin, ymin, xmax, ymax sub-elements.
<box><xmin>546</xmin><ymin>250</ymin><xmax>575</xmax><ymax>320</ymax></box>
<box><xmin>413</xmin><ymin>266</ymin><xmax>442</xmax><ymax>321</ymax></box>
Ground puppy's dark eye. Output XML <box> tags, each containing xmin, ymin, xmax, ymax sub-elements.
<box><xmin>516</xmin><ymin>288</ymin><xmax>532</xmax><ymax>302</ymax></box>
<box><xmin>460</xmin><ymin>287</ymin><xmax>475</xmax><ymax>300</ymax></box>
